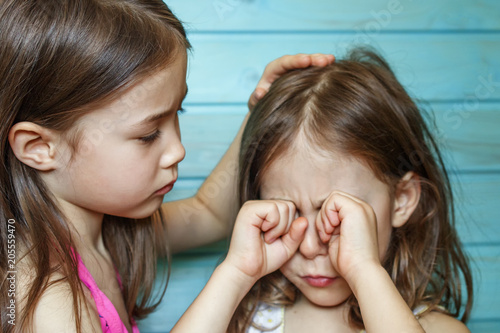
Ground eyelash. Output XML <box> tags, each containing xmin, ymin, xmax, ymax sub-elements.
<box><xmin>139</xmin><ymin>130</ymin><xmax>161</xmax><ymax>144</ymax></box>
<box><xmin>138</xmin><ymin>108</ymin><xmax>185</xmax><ymax>144</ymax></box>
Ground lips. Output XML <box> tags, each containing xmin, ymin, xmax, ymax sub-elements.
<box><xmin>302</xmin><ymin>276</ymin><xmax>336</xmax><ymax>287</ymax></box>
<box><xmin>156</xmin><ymin>179</ymin><xmax>176</xmax><ymax>195</ymax></box>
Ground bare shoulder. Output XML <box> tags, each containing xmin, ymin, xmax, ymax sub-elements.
<box><xmin>29</xmin><ymin>273</ymin><xmax>101</xmax><ymax>333</ymax></box>
<box><xmin>418</xmin><ymin>311</ymin><xmax>470</xmax><ymax>333</ymax></box>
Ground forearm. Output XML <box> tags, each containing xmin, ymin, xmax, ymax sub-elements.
<box><xmin>350</xmin><ymin>264</ymin><xmax>425</xmax><ymax>333</ymax></box>
<box><xmin>191</xmin><ymin>111</ymin><xmax>249</xmax><ymax>232</ymax></box>
<box><xmin>162</xmin><ymin>112</ymin><xmax>250</xmax><ymax>253</ymax></box>
<box><xmin>171</xmin><ymin>262</ymin><xmax>254</xmax><ymax>333</ymax></box>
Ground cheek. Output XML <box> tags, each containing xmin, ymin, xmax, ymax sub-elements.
<box><xmin>373</xmin><ymin>204</ymin><xmax>394</xmax><ymax>259</ymax></box>
<box><xmin>279</xmin><ymin>262</ymin><xmax>291</xmax><ymax>276</ymax></box>
<box><xmin>279</xmin><ymin>258</ymin><xmax>297</xmax><ymax>281</ymax></box>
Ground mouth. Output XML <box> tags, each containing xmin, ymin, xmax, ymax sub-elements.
<box><xmin>302</xmin><ymin>275</ymin><xmax>337</xmax><ymax>288</ymax></box>
<box><xmin>156</xmin><ymin>179</ymin><xmax>177</xmax><ymax>195</ymax></box>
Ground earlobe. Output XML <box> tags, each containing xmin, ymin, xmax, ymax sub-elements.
<box><xmin>392</xmin><ymin>172</ymin><xmax>421</xmax><ymax>228</ymax></box>
<box><xmin>8</xmin><ymin>122</ymin><xmax>61</xmax><ymax>171</ymax></box>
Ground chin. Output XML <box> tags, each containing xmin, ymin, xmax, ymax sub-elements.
<box><xmin>131</xmin><ymin>208</ymin><xmax>161</xmax><ymax>220</ymax></box>
<box><xmin>297</xmin><ymin>285</ymin><xmax>353</xmax><ymax>308</ymax></box>
<box><xmin>112</xmin><ymin>204</ymin><xmax>162</xmax><ymax>220</ymax></box>
<box><xmin>136</xmin><ymin>199</ymin><xmax>165</xmax><ymax>218</ymax></box>
<box><xmin>306</xmin><ymin>294</ymin><xmax>351</xmax><ymax>307</ymax></box>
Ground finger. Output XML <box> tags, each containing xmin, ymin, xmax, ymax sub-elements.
<box><xmin>263</xmin><ymin>54</ymin><xmax>311</xmax><ymax>79</ymax></box>
<box><xmin>327</xmin><ymin>235</ymin><xmax>340</xmax><ymax>270</ymax></box>
<box><xmin>322</xmin><ymin>191</ymin><xmax>365</xmax><ymax>223</ymax></box>
<box><xmin>257</xmin><ymin>54</ymin><xmax>313</xmax><ymax>90</ymax></box>
<box><xmin>260</xmin><ymin>203</ymin><xmax>281</xmax><ymax>233</ymax></box>
<box><xmin>321</xmin><ymin>194</ymin><xmax>341</xmax><ymax>229</ymax></box>
<box><xmin>248</xmin><ymin>87</ymin><xmax>267</xmax><ymax>110</ymax></box>
<box><xmin>263</xmin><ymin>201</ymin><xmax>295</xmax><ymax>243</ymax></box>
<box><xmin>280</xmin><ymin>217</ymin><xmax>308</xmax><ymax>258</ymax></box>
<box><xmin>249</xmin><ymin>54</ymin><xmax>310</xmax><ymax>108</ymax></box>
<box><xmin>315</xmin><ymin>210</ymin><xmax>331</xmax><ymax>243</ymax></box>
<box><xmin>326</xmin><ymin>209</ymin><xmax>340</xmax><ymax>229</ymax></box>
<box><xmin>251</xmin><ymin>202</ymin><xmax>282</xmax><ymax>237</ymax></box>
<box><xmin>320</xmin><ymin>207</ymin><xmax>335</xmax><ymax>233</ymax></box>
<box><xmin>260</xmin><ymin>201</ymin><xmax>289</xmax><ymax>232</ymax></box>
<box><xmin>248</xmin><ymin>53</ymin><xmax>335</xmax><ymax>109</ymax></box>
<box><xmin>310</xmin><ymin>53</ymin><xmax>335</xmax><ymax>67</ymax></box>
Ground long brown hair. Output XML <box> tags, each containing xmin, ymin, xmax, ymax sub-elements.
<box><xmin>231</xmin><ymin>47</ymin><xmax>473</xmax><ymax>331</ymax></box>
<box><xmin>0</xmin><ymin>1</ymin><xmax>190</xmax><ymax>332</ymax></box>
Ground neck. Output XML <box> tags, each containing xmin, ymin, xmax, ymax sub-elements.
<box><xmin>56</xmin><ymin>198</ymin><xmax>106</xmax><ymax>255</ymax></box>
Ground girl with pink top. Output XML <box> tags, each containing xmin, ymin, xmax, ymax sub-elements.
<box><xmin>0</xmin><ymin>0</ymin><xmax>333</xmax><ymax>332</ymax></box>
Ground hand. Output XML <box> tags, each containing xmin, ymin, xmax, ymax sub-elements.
<box><xmin>226</xmin><ymin>200</ymin><xmax>307</xmax><ymax>283</ymax></box>
<box><xmin>315</xmin><ymin>191</ymin><xmax>381</xmax><ymax>285</ymax></box>
<box><xmin>248</xmin><ymin>53</ymin><xmax>335</xmax><ymax>110</ymax></box>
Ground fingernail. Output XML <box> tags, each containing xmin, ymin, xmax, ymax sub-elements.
<box><xmin>255</xmin><ymin>89</ymin><xmax>265</xmax><ymax>99</ymax></box>
<box><xmin>266</xmin><ymin>237</ymin><xmax>276</xmax><ymax>244</ymax></box>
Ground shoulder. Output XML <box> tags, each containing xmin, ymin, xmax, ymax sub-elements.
<box><xmin>418</xmin><ymin>311</ymin><xmax>470</xmax><ymax>333</ymax></box>
<box><xmin>29</xmin><ymin>273</ymin><xmax>101</xmax><ymax>333</ymax></box>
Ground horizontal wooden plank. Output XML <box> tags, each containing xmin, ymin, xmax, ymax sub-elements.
<box><xmin>182</xmin><ymin>33</ymin><xmax>500</xmax><ymax>104</ymax></box>
<box><xmin>176</xmin><ymin>104</ymin><xmax>500</xmax><ymax>177</ymax></box>
<box><xmin>167</xmin><ymin>0</ymin><xmax>500</xmax><ymax>32</ymax></box>
<box><xmin>453</xmin><ymin>174</ymin><xmax>500</xmax><ymax>245</ymax></box>
<box><xmin>178</xmin><ymin>107</ymin><xmax>243</xmax><ymax>177</ymax></box>
<box><xmin>164</xmin><ymin>173</ymin><xmax>500</xmax><ymax>246</ymax></box>
<box><xmin>137</xmin><ymin>245</ymin><xmax>500</xmax><ymax>332</ymax></box>
<box><xmin>466</xmin><ymin>245</ymin><xmax>500</xmax><ymax>321</ymax></box>
<box><xmin>430</xmin><ymin>102</ymin><xmax>500</xmax><ymax>173</ymax></box>
<box><xmin>467</xmin><ymin>320</ymin><xmax>500</xmax><ymax>333</ymax></box>
<box><xmin>138</xmin><ymin>254</ymin><xmax>222</xmax><ymax>333</ymax></box>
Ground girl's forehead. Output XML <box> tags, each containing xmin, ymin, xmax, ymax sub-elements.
<box><xmin>259</xmin><ymin>145</ymin><xmax>385</xmax><ymax>206</ymax></box>
<box><xmin>73</xmin><ymin>55</ymin><xmax>188</xmax><ymax>128</ymax></box>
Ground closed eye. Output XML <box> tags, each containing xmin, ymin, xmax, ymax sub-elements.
<box><xmin>139</xmin><ymin>130</ymin><xmax>161</xmax><ymax>144</ymax></box>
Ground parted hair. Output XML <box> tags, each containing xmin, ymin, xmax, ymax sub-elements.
<box><xmin>0</xmin><ymin>1</ymin><xmax>190</xmax><ymax>332</ymax></box>
<box><xmin>231</xmin><ymin>47</ymin><xmax>473</xmax><ymax>332</ymax></box>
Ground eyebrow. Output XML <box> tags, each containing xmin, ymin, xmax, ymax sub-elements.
<box><xmin>136</xmin><ymin>86</ymin><xmax>188</xmax><ymax>127</ymax></box>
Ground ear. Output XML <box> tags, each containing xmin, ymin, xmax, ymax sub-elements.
<box><xmin>8</xmin><ymin>122</ymin><xmax>62</xmax><ymax>171</ymax></box>
<box><xmin>391</xmin><ymin>171</ymin><xmax>421</xmax><ymax>228</ymax></box>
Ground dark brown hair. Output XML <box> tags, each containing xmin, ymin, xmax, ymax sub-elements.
<box><xmin>0</xmin><ymin>1</ymin><xmax>190</xmax><ymax>332</ymax></box>
<box><xmin>231</xmin><ymin>47</ymin><xmax>473</xmax><ymax>331</ymax></box>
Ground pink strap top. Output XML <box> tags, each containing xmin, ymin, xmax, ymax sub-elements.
<box><xmin>76</xmin><ymin>253</ymin><xmax>140</xmax><ymax>333</ymax></box>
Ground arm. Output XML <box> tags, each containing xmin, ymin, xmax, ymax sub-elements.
<box><xmin>317</xmin><ymin>191</ymin><xmax>425</xmax><ymax>333</ymax></box>
<box><xmin>419</xmin><ymin>312</ymin><xmax>471</xmax><ymax>333</ymax></box>
<box><xmin>162</xmin><ymin>54</ymin><xmax>335</xmax><ymax>253</ymax></box>
<box><xmin>350</xmin><ymin>264</ymin><xmax>425</xmax><ymax>333</ymax></box>
<box><xmin>317</xmin><ymin>191</ymin><xmax>470</xmax><ymax>333</ymax></box>
<box><xmin>169</xmin><ymin>261</ymin><xmax>253</xmax><ymax>333</ymax></box>
<box><xmin>353</xmin><ymin>268</ymin><xmax>470</xmax><ymax>333</ymax></box>
<box><xmin>171</xmin><ymin>200</ymin><xmax>307</xmax><ymax>332</ymax></box>
<box><xmin>161</xmin><ymin>112</ymin><xmax>248</xmax><ymax>253</ymax></box>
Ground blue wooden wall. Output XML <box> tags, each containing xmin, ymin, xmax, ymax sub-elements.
<box><xmin>138</xmin><ymin>1</ymin><xmax>500</xmax><ymax>332</ymax></box>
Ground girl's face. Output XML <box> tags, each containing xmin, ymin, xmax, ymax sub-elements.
<box><xmin>260</xmin><ymin>138</ymin><xmax>395</xmax><ymax>307</ymax></box>
<box><xmin>53</xmin><ymin>52</ymin><xmax>188</xmax><ymax>220</ymax></box>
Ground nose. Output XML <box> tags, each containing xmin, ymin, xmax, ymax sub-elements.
<box><xmin>160</xmin><ymin>127</ymin><xmax>186</xmax><ymax>169</ymax></box>
<box><xmin>299</xmin><ymin>212</ymin><xmax>329</xmax><ymax>259</ymax></box>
